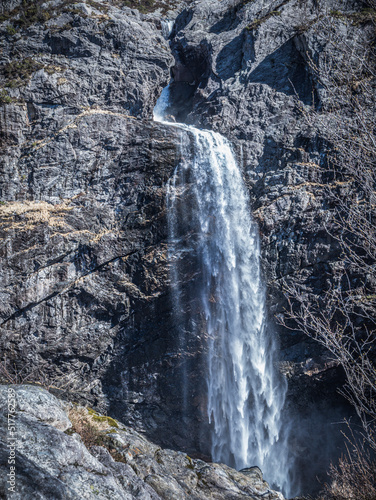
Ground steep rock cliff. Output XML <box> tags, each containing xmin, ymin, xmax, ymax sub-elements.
<box><xmin>165</xmin><ymin>0</ymin><xmax>373</xmax><ymax>489</ymax></box>
<box><xmin>0</xmin><ymin>0</ymin><xmax>373</xmax><ymax>495</ymax></box>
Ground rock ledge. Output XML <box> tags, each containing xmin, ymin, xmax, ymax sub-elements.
<box><xmin>0</xmin><ymin>384</ymin><xmax>285</xmax><ymax>499</ymax></box>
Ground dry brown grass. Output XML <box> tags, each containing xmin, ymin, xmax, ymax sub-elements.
<box><xmin>67</xmin><ymin>406</ymin><xmax>128</xmax><ymax>463</ymax></box>
<box><xmin>314</xmin><ymin>434</ymin><xmax>376</xmax><ymax>500</ymax></box>
<box><xmin>0</xmin><ymin>200</ymin><xmax>74</xmax><ymax>232</ymax></box>
<box><xmin>321</xmin><ymin>459</ymin><xmax>376</xmax><ymax>499</ymax></box>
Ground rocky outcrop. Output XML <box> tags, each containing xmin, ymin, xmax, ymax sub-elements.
<box><xmin>0</xmin><ymin>384</ymin><xmax>285</xmax><ymax>499</ymax></box>
<box><xmin>0</xmin><ymin>0</ymin><xmax>373</xmax><ymax>496</ymax></box>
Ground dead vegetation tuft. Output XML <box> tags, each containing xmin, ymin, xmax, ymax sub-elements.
<box><xmin>0</xmin><ymin>200</ymin><xmax>74</xmax><ymax>232</ymax></box>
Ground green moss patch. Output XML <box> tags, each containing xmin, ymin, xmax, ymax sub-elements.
<box><xmin>92</xmin><ymin>415</ymin><xmax>119</xmax><ymax>428</ymax></box>
<box><xmin>247</xmin><ymin>10</ymin><xmax>281</xmax><ymax>31</ymax></box>
<box><xmin>1</xmin><ymin>58</ymin><xmax>43</xmax><ymax>87</ymax></box>
<box><xmin>68</xmin><ymin>406</ymin><xmax>127</xmax><ymax>464</ymax></box>
<box><xmin>330</xmin><ymin>8</ymin><xmax>376</xmax><ymax>26</ymax></box>
<box><xmin>87</xmin><ymin>407</ymin><xmax>119</xmax><ymax>428</ymax></box>
<box><xmin>0</xmin><ymin>89</ymin><xmax>14</xmax><ymax>104</ymax></box>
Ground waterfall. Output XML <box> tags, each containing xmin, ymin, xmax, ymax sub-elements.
<box><xmin>161</xmin><ymin>19</ymin><xmax>174</xmax><ymax>39</ymax></box>
<box><xmin>154</xmin><ymin>86</ymin><xmax>289</xmax><ymax>495</ymax></box>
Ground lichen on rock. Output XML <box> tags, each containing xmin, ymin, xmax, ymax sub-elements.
<box><xmin>0</xmin><ymin>384</ymin><xmax>285</xmax><ymax>499</ymax></box>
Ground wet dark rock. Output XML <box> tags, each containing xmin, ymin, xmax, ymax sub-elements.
<box><xmin>0</xmin><ymin>0</ymin><xmax>372</xmax><ymax>496</ymax></box>
<box><xmin>164</xmin><ymin>0</ymin><xmax>372</xmax><ymax>491</ymax></box>
<box><xmin>0</xmin><ymin>0</ymin><xmax>210</xmax><ymax>470</ymax></box>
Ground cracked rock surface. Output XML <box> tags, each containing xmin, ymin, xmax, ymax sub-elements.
<box><xmin>166</xmin><ymin>0</ymin><xmax>370</xmax><ymax>483</ymax></box>
<box><xmin>0</xmin><ymin>0</ymin><xmax>372</xmax><ymax>494</ymax></box>
<box><xmin>0</xmin><ymin>385</ymin><xmax>285</xmax><ymax>499</ymax></box>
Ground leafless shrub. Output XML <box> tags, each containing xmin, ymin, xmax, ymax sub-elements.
<box><xmin>0</xmin><ymin>356</ymin><xmax>86</xmax><ymax>396</ymax></box>
<box><xmin>0</xmin><ymin>356</ymin><xmax>36</xmax><ymax>385</ymax></box>
<box><xmin>283</xmin><ymin>9</ymin><xmax>376</xmax><ymax>498</ymax></box>
<box><xmin>313</xmin><ymin>428</ymin><xmax>376</xmax><ymax>500</ymax></box>
<box><xmin>324</xmin><ymin>450</ymin><xmax>376</xmax><ymax>499</ymax></box>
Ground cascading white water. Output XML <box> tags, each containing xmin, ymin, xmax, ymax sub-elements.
<box><xmin>161</xmin><ymin>19</ymin><xmax>174</xmax><ymax>39</ymax></box>
<box><xmin>154</xmin><ymin>86</ymin><xmax>289</xmax><ymax>495</ymax></box>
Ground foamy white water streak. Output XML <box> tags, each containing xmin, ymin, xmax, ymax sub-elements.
<box><xmin>154</xmin><ymin>85</ymin><xmax>289</xmax><ymax>494</ymax></box>
<box><xmin>161</xmin><ymin>19</ymin><xmax>174</xmax><ymax>39</ymax></box>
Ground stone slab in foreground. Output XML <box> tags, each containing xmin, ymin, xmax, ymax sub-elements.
<box><xmin>0</xmin><ymin>384</ymin><xmax>285</xmax><ymax>499</ymax></box>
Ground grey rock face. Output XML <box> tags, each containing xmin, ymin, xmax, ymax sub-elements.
<box><xmin>0</xmin><ymin>384</ymin><xmax>71</xmax><ymax>431</ymax></box>
<box><xmin>0</xmin><ymin>1</ymin><xmax>173</xmax><ymax>118</ymax></box>
<box><xmin>0</xmin><ymin>0</ymin><xmax>371</xmax><ymax>496</ymax></box>
<box><xmin>164</xmin><ymin>0</ymin><xmax>371</xmax><ymax>491</ymax></box>
<box><xmin>0</xmin><ymin>0</ymin><xmax>194</xmax><ymax>460</ymax></box>
<box><xmin>0</xmin><ymin>0</ymin><xmax>211</xmax><ymax>473</ymax></box>
<box><xmin>0</xmin><ymin>384</ymin><xmax>285</xmax><ymax>499</ymax></box>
